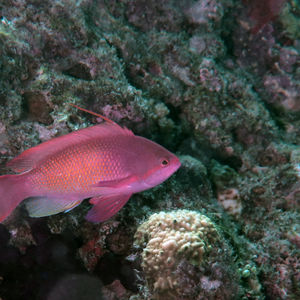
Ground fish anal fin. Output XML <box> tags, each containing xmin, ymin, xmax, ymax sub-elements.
<box><xmin>26</xmin><ymin>196</ymin><xmax>82</xmax><ymax>218</ymax></box>
<box><xmin>86</xmin><ymin>194</ymin><xmax>132</xmax><ymax>223</ymax></box>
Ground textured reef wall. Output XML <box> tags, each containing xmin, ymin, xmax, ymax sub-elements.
<box><xmin>0</xmin><ymin>0</ymin><xmax>299</xmax><ymax>299</ymax></box>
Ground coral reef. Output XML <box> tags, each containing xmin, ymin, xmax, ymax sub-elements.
<box><xmin>244</xmin><ymin>0</ymin><xmax>287</xmax><ymax>34</ymax></box>
<box><xmin>0</xmin><ymin>0</ymin><xmax>299</xmax><ymax>299</ymax></box>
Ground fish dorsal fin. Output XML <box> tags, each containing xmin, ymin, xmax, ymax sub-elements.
<box><xmin>7</xmin><ymin>122</ymin><xmax>134</xmax><ymax>173</ymax></box>
<box><xmin>69</xmin><ymin>103</ymin><xmax>118</xmax><ymax>125</ymax></box>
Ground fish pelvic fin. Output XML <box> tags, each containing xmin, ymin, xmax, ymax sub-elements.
<box><xmin>86</xmin><ymin>194</ymin><xmax>132</xmax><ymax>223</ymax></box>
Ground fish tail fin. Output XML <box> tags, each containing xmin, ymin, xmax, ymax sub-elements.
<box><xmin>0</xmin><ymin>174</ymin><xmax>29</xmax><ymax>222</ymax></box>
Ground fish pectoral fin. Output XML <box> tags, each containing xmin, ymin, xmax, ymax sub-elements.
<box><xmin>86</xmin><ymin>194</ymin><xmax>132</xmax><ymax>223</ymax></box>
<box><xmin>25</xmin><ymin>196</ymin><xmax>82</xmax><ymax>218</ymax></box>
<box><xmin>91</xmin><ymin>174</ymin><xmax>137</xmax><ymax>190</ymax></box>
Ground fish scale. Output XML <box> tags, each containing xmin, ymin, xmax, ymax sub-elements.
<box><xmin>0</xmin><ymin>108</ymin><xmax>181</xmax><ymax>223</ymax></box>
<box><xmin>29</xmin><ymin>141</ymin><xmax>125</xmax><ymax>193</ymax></box>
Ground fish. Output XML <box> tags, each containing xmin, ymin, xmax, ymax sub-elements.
<box><xmin>0</xmin><ymin>104</ymin><xmax>181</xmax><ymax>223</ymax></box>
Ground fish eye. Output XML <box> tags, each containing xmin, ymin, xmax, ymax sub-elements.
<box><xmin>161</xmin><ymin>158</ymin><xmax>169</xmax><ymax>167</ymax></box>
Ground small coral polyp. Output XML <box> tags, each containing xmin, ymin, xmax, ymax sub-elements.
<box><xmin>134</xmin><ymin>210</ymin><xmax>219</xmax><ymax>295</ymax></box>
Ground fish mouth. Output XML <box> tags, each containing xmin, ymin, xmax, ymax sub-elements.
<box><xmin>167</xmin><ymin>156</ymin><xmax>181</xmax><ymax>176</ymax></box>
<box><xmin>143</xmin><ymin>156</ymin><xmax>181</xmax><ymax>188</ymax></box>
<box><xmin>173</xmin><ymin>156</ymin><xmax>181</xmax><ymax>172</ymax></box>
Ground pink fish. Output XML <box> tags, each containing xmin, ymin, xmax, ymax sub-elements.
<box><xmin>0</xmin><ymin>105</ymin><xmax>181</xmax><ymax>223</ymax></box>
